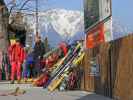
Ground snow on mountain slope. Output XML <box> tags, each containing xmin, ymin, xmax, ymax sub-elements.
<box><xmin>25</xmin><ymin>9</ymin><xmax>84</xmax><ymax>40</ymax></box>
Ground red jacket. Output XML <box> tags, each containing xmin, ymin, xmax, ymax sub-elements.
<box><xmin>8</xmin><ymin>44</ymin><xmax>25</xmax><ymax>63</ymax></box>
<box><xmin>59</xmin><ymin>42</ymin><xmax>68</xmax><ymax>56</ymax></box>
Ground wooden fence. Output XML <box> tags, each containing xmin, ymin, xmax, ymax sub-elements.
<box><xmin>81</xmin><ymin>34</ymin><xmax>133</xmax><ymax>100</ymax></box>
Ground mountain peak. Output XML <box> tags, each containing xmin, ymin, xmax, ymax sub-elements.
<box><xmin>25</xmin><ymin>9</ymin><xmax>84</xmax><ymax>39</ymax></box>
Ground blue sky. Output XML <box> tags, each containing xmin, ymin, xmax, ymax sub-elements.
<box><xmin>39</xmin><ymin>0</ymin><xmax>83</xmax><ymax>11</ymax></box>
<box><xmin>5</xmin><ymin>0</ymin><xmax>83</xmax><ymax>11</ymax></box>
<box><xmin>112</xmin><ymin>0</ymin><xmax>133</xmax><ymax>32</ymax></box>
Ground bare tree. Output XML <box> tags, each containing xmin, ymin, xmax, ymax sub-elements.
<box><xmin>0</xmin><ymin>0</ymin><xmax>48</xmax><ymax>51</ymax></box>
<box><xmin>0</xmin><ymin>0</ymin><xmax>33</xmax><ymax>52</ymax></box>
<box><xmin>7</xmin><ymin>0</ymin><xmax>33</xmax><ymax>25</ymax></box>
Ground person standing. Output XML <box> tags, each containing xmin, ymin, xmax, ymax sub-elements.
<box><xmin>9</xmin><ymin>39</ymin><xmax>25</xmax><ymax>84</ymax></box>
<box><xmin>23</xmin><ymin>49</ymin><xmax>35</xmax><ymax>80</ymax></box>
<box><xmin>33</xmin><ymin>36</ymin><xmax>45</xmax><ymax>77</ymax></box>
<box><xmin>2</xmin><ymin>52</ymin><xmax>10</xmax><ymax>80</ymax></box>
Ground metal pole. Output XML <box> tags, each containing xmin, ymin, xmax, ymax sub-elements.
<box><xmin>35</xmin><ymin>0</ymin><xmax>39</xmax><ymax>37</ymax></box>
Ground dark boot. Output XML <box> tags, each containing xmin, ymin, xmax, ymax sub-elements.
<box><xmin>17</xmin><ymin>80</ymin><xmax>21</xmax><ymax>84</ymax></box>
<box><xmin>10</xmin><ymin>80</ymin><xmax>14</xmax><ymax>84</ymax></box>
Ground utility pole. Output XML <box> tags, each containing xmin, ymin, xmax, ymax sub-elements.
<box><xmin>35</xmin><ymin>0</ymin><xmax>39</xmax><ymax>37</ymax></box>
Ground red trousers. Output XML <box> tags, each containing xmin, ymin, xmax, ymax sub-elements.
<box><xmin>11</xmin><ymin>61</ymin><xmax>22</xmax><ymax>80</ymax></box>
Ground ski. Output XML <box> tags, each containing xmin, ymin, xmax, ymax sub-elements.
<box><xmin>43</xmin><ymin>43</ymin><xmax>81</xmax><ymax>88</ymax></box>
<box><xmin>48</xmin><ymin>50</ymin><xmax>85</xmax><ymax>91</ymax></box>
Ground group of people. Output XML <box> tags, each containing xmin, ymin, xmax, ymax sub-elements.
<box><xmin>0</xmin><ymin>35</ymin><xmax>69</xmax><ymax>84</ymax></box>
<box><xmin>2</xmin><ymin>36</ymin><xmax>46</xmax><ymax>84</ymax></box>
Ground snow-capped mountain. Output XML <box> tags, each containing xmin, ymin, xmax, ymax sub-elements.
<box><xmin>25</xmin><ymin>9</ymin><xmax>84</xmax><ymax>40</ymax></box>
<box><xmin>112</xmin><ymin>19</ymin><xmax>132</xmax><ymax>40</ymax></box>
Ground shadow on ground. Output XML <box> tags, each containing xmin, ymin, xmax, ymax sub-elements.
<box><xmin>76</xmin><ymin>94</ymin><xmax>112</xmax><ymax>100</ymax></box>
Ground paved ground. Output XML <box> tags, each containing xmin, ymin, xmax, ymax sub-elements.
<box><xmin>0</xmin><ymin>82</ymin><xmax>112</xmax><ymax>100</ymax></box>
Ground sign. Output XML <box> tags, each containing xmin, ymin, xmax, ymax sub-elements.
<box><xmin>104</xmin><ymin>17</ymin><xmax>113</xmax><ymax>42</ymax></box>
<box><xmin>99</xmin><ymin>0</ymin><xmax>111</xmax><ymax>21</ymax></box>
<box><xmin>84</xmin><ymin>0</ymin><xmax>112</xmax><ymax>31</ymax></box>
<box><xmin>89</xmin><ymin>57</ymin><xmax>100</xmax><ymax>76</ymax></box>
<box><xmin>86</xmin><ymin>23</ymin><xmax>105</xmax><ymax>48</ymax></box>
<box><xmin>84</xmin><ymin>0</ymin><xmax>100</xmax><ymax>30</ymax></box>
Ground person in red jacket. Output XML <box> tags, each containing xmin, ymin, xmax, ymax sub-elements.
<box><xmin>59</xmin><ymin>42</ymin><xmax>68</xmax><ymax>56</ymax></box>
<box><xmin>9</xmin><ymin>39</ymin><xmax>25</xmax><ymax>84</ymax></box>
